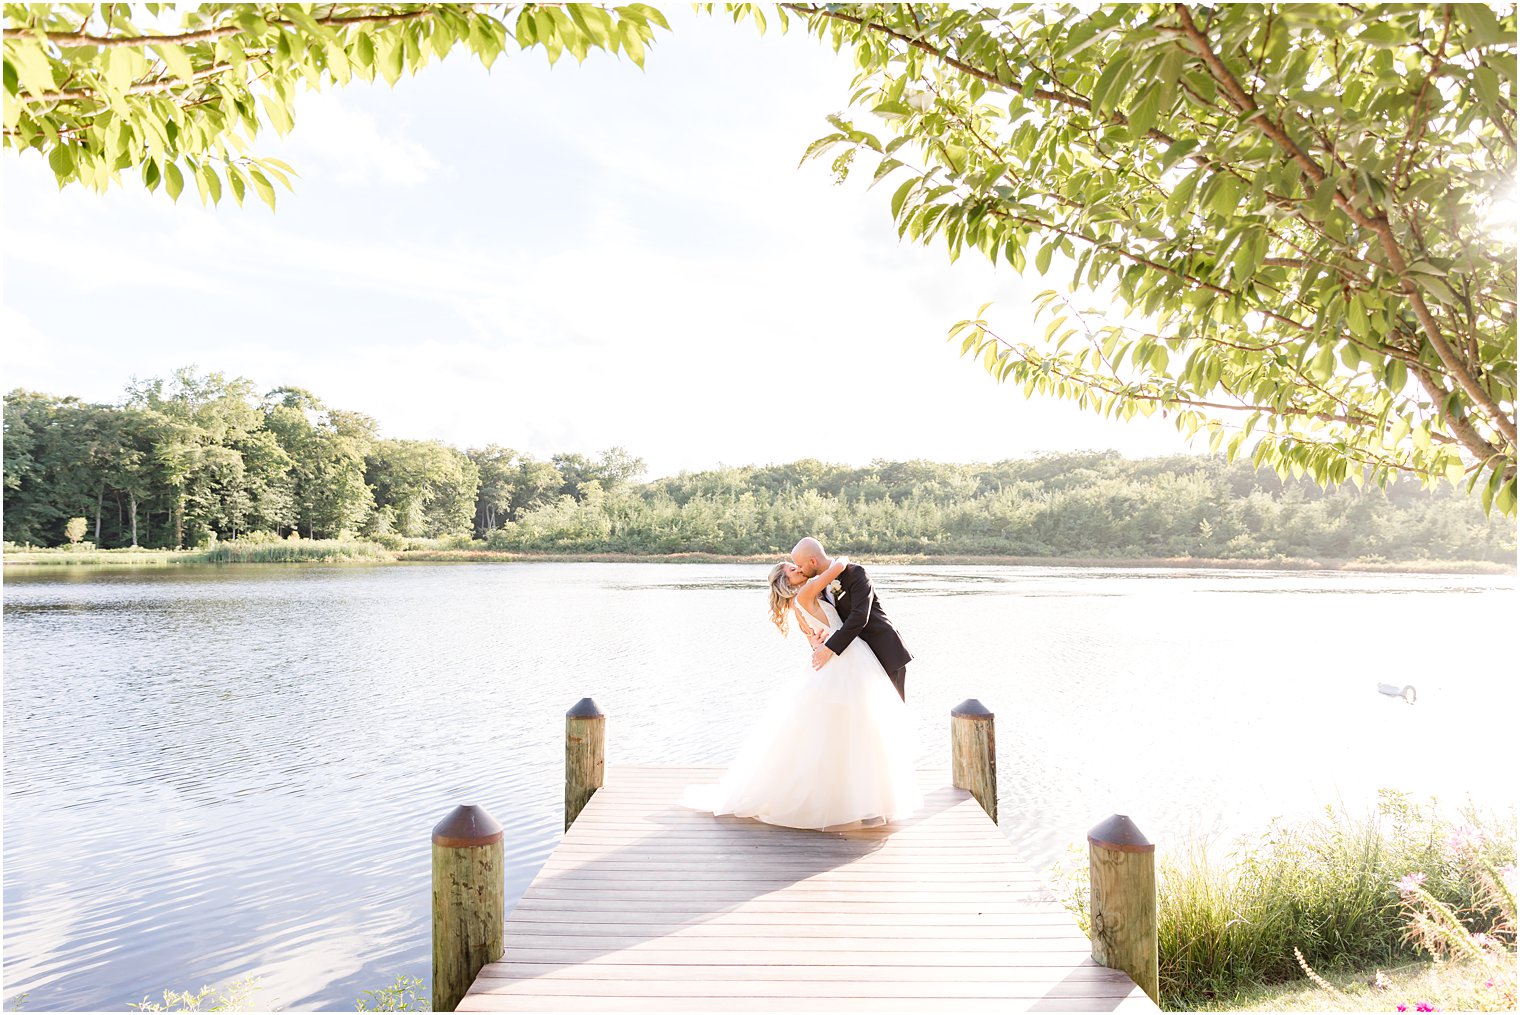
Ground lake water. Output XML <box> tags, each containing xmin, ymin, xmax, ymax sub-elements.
<box><xmin>3</xmin><ymin>562</ymin><xmax>1515</xmax><ymax>1011</ymax></box>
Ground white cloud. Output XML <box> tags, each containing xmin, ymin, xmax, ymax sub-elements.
<box><xmin>282</xmin><ymin>90</ymin><xmax>441</xmax><ymax>187</ymax></box>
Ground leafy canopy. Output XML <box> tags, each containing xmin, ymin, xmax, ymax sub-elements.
<box><xmin>745</xmin><ymin>3</ymin><xmax>1517</xmax><ymax>513</ymax></box>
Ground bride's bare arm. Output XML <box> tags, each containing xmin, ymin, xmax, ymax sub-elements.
<box><xmin>797</xmin><ymin>556</ymin><xmax>848</xmax><ymax>605</ymax></box>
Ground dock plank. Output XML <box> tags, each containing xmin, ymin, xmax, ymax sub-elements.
<box><xmin>458</xmin><ymin>765</ymin><xmax>1157</xmax><ymax>1012</ymax></box>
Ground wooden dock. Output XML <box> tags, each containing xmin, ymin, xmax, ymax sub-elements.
<box><xmin>456</xmin><ymin>765</ymin><xmax>1158</xmax><ymax>1012</ymax></box>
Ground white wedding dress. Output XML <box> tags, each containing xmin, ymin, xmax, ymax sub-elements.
<box><xmin>683</xmin><ymin>597</ymin><xmax>922</xmax><ymax>830</ymax></box>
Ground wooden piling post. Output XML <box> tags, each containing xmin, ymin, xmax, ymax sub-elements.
<box><xmin>565</xmin><ymin>697</ymin><xmax>605</xmax><ymax>831</ymax></box>
<box><xmin>1087</xmin><ymin>813</ymin><xmax>1158</xmax><ymax>1005</ymax></box>
<box><xmin>950</xmin><ymin>699</ymin><xmax>997</xmax><ymax>823</ymax></box>
<box><xmin>431</xmin><ymin>804</ymin><xmax>504</xmax><ymax>1013</ymax></box>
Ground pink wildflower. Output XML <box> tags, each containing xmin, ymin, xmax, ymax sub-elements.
<box><xmin>1396</xmin><ymin>871</ymin><xmax>1428</xmax><ymax>895</ymax></box>
<box><xmin>1397</xmin><ymin>1006</ymin><xmax>1408</xmax><ymax>1012</ymax></box>
<box><xmin>1415</xmin><ymin>1003</ymin><xmax>1438</xmax><ymax>1012</ymax></box>
<box><xmin>1445</xmin><ymin>826</ymin><xmax>1482</xmax><ymax>852</ymax></box>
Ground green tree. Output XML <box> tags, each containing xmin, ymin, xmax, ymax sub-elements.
<box><xmin>2</xmin><ymin>390</ymin><xmax>112</xmax><ymax>545</ymax></box>
<box><xmin>467</xmin><ymin>444</ymin><xmax>521</xmax><ymax>535</ymax></box>
<box><xmin>3</xmin><ymin>3</ymin><xmax>668</xmax><ymax>207</ymax></box>
<box><xmin>508</xmin><ymin>455</ymin><xmax>565</xmax><ymax>520</ymax></box>
<box><xmin>758</xmin><ymin>3</ymin><xmax>1516</xmax><ymax>511</ymax></box>
<box><xmin>366</xmin><ymin>438</ymin><xmax>480</xmax><ymax>538</ymax></box>
<box><xmin>261</xmin><ymin>388</ymin><xmax>375</xmax><ymax>539</ymax></box>
<box><xmin>552</xmin><ymin>447</ymin><xmax>648</xmax><ymax>500</ymax></box>
<box><xmin>309</xmin><ymin>409</ymin><xmax>377</xmax><ymax>538</ymax></box>
<box><xmin>125</xmin><ymin>367</ymin><xmax>264</xmax><ymax>546</ymax></box>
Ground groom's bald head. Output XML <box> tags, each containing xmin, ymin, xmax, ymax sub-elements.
<box><xmin>791</xmin><ymin>537</ymin><xmax>827</xmax><ymax>577</ymax></box>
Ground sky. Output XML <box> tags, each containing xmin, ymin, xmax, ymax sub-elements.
<box><xmin>0</xmin><ymin>7</ymin><xmax>1194</xmax><ymax>479</ymax></box>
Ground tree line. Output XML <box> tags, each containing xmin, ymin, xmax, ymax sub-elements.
<box><xmin>3</xmin><ymin>370</ymin><xmax>1514</xmax><ymax>563</ymax></box>
<box><xmin>2</xmin><ymin>370</ymin><xmax>642</xmax><ymax>550</ymax></box>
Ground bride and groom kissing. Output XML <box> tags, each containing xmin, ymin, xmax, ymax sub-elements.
<box><xmin>683</xmin><ymin>537</ymin><xmax>923</xmax><ymax>831</ymax></box>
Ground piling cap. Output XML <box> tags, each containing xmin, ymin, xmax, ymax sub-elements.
<box><xmin>432</xmin><ymin>804</ymin><xmax>504</xmax><ymax>848</ymax></box>
<box><xmin>566</xmin><ymin>697</ymin><xmax>605</xmax><ymax>719</ymax></box>
<box><xmin>1087</xmin><ymin>813</ymin><xmax>1154</xmax><ymax>853</ymax></box>
<box><xmin>951</xmin><ymin>698</ymin><xmax>994</xmax><ymax>719</ymax></box>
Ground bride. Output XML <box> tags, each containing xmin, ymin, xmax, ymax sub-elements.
<box><xmin>683</xmin><ymin>555</ymin><xmax>922</xmax><ymax>830</ymax></box>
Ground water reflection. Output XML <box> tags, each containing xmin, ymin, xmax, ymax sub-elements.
<box><xmin>3</xmin><ymin>563</ymin><xmax>1515</xmax><ymax>1010</ymax></box>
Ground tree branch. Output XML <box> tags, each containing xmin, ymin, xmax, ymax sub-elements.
<box><xmin>1171</xmin><ymin>2</ymin><xmax>1517</xmax><ymax>457</ymax></box>
<box><xmin>37</xmin><ymin>7</ymin><xmax>467</xmax><ymax>49</ymax></box>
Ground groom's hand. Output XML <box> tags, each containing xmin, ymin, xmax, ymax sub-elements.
<box><xmin>811</xmin><ymin>645</ymin><xmax>834</xmax><ymax>670</ymax></box>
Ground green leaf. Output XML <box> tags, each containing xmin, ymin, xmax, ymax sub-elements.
<box><xmin>1159</xmin><ymin>138</ymin><xmax>1198</xmax><ymax>173</ymax></box>
<box><xmin>227</xmin><ymin>165</ymin><xmax>247</xmax><ymax>204</ymax></box>
<box><xmin>260</xmin><ymin>94</ymin><xmax>294</xmax><ymax>135</ymax></box>
<box><xmin>165</xmin><ymin>161</ymin><xmax>184</xmax><ymax>202</ymax></box>
<box><xmin>1309</xmin><ymin>344</ymin><xmax>1335</xmax><ymax>381</ymax></box>
<box><xmin>47</xmin><ymin>143</ymin><xmax>74</xmax><ymax>181</ymax></box>
<box><xmin>1127</xmin><ymin>85</ymin><xmax>1161</xmax><ymax>139</ymax></box>
<box><xmin>870</xmin><ymin>158</ymin><xmax>905</xmax><ymax>188</ymax></box>
<box><xmin>154</xmin><ymin>43</ymin><xmax>196</xmax><ymax>83</ymax></box>
<box><xmin>1209</xmin><ymin>174</ymin><xmax>1244</xmax><ymax>218</ymax></box>
<box><xmin>1035</xmin><ymin>242</ymin><xmax>1053</xmax><ymax>275</ymax></box>
<box><xmin>355</xmin><ymin>30</ymin><xmax>376</xmax><ymax>69</ymax></box>
<box><xmin>248</xmin><ymin>168</ymin><xmax>277</xmax><ymax>210</ymax></box>
<box><xmin>378</xmin><ymin>32</ymin><xmax>405</xmax><ymax>84</ymax></box>
<box><xmin>7</xmin><ymin>39</ymin><xmax>58</xmax><ymax>97</ymax></box>
<box><xmin>890</xmin><ymin>176</ymin><xmax>916</xmax><ymax>220</ymax></box>
<box><xmin>103</xmin><ymin>46</ymin><xmax>137</xmax><ymax>98</ymax></box>
<box><xmin>1457</xmin><ymin>3</ymin><xmax>1505</xmax><ymax>47</ymax></box>
<box><xmin>1473</xmin><ymin>65</ymin><xmax>1500</xmax><ymax>109</ymax></box>
<box><xmin>1166</xmin><ymin>168</ymin><xmax>1201</xmax><ymax>218</ymax></box>
<box><xmin>1090</xmin><ymin>53</ymin><xmax>1131</xmax><ymax>117</ymax></box>
<box><xmin>196</xmin><ymin>162</ymin><xmax>222</xmax><ymax>205</ymax></box>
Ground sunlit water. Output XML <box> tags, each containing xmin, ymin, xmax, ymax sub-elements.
<box><xmin>3</xmin><ymin>562</ymin><xmax>1514</xmax><ymax>1010</ymax></box>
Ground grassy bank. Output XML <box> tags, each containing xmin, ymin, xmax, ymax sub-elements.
<box><xmin>2</xmin><ymin>540</ymin><xmax>392</xmax><ymax>566</ymax></box>
<box><xmin>1198</xmin><ymin>956</ymin><xmax>1514</xmax><ymax>1011</ymax></box>
<box><xmin>1052</xmin><ymin>792</ymin><xmax>1517</xmax><ymax>1010</ymax></box>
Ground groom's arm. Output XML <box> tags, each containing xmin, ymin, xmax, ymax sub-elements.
<box><xmin>823</xmin><ymin>564</ymin><xmax>874</xmax><ymax>657</ymax></box>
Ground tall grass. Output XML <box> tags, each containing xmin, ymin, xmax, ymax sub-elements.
<box><xmin>4</xmin><ymin>540</ymin><xmax>395</xmax><ymax>566</ymax></box>
<box><xmin>1054</xmin><ymin>791</ymin><xmax>1517</xmax><ymax>1010</ymax></box>
<box><xmin>1</xmin><ymin>546</ymin><xmax>195</xmax><ymax>566</ymax></box>
<box><xmin>202</xmin><ymin>539</ymin><xmax>393</xmax><ymax>563</ymax></box>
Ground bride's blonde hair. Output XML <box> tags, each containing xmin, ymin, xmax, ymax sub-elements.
<box><xmin>767</xmin><ymin>561</ymin><xmax>800</xmax><ymax>635</ymax></box>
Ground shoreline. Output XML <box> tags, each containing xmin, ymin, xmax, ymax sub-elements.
<box><xmin>3</xmin><ymin>546</ymin><xmax>1513</xmax><ymax>575</ymax></box>
<box><xmin>394</xmin><ymin>549</ymin><xmax>1516</xmax><ymax>574</ymax></box>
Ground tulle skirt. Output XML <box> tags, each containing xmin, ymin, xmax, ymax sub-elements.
<box><xmin>683</xmin><ymin>640</ymin><xmax>922</xmax><ymax>830</ymax></box>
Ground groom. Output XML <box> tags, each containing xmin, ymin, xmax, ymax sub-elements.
<box><xmin>791</xmin><ymin>536</ymin><xmax>912</xmax><ymax>701</ymax></box>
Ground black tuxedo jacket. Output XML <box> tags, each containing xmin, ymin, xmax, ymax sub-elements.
<box><xmin>823</xmin><ymin>563</ymin><xmax>912</xmax><ymax>673</ymax></box>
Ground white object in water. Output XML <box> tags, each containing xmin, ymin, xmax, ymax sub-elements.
<box><xmin>1377</xmin><ymin>683</ymin><xmax>1417</xmax><ymax>704</ymax></box>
